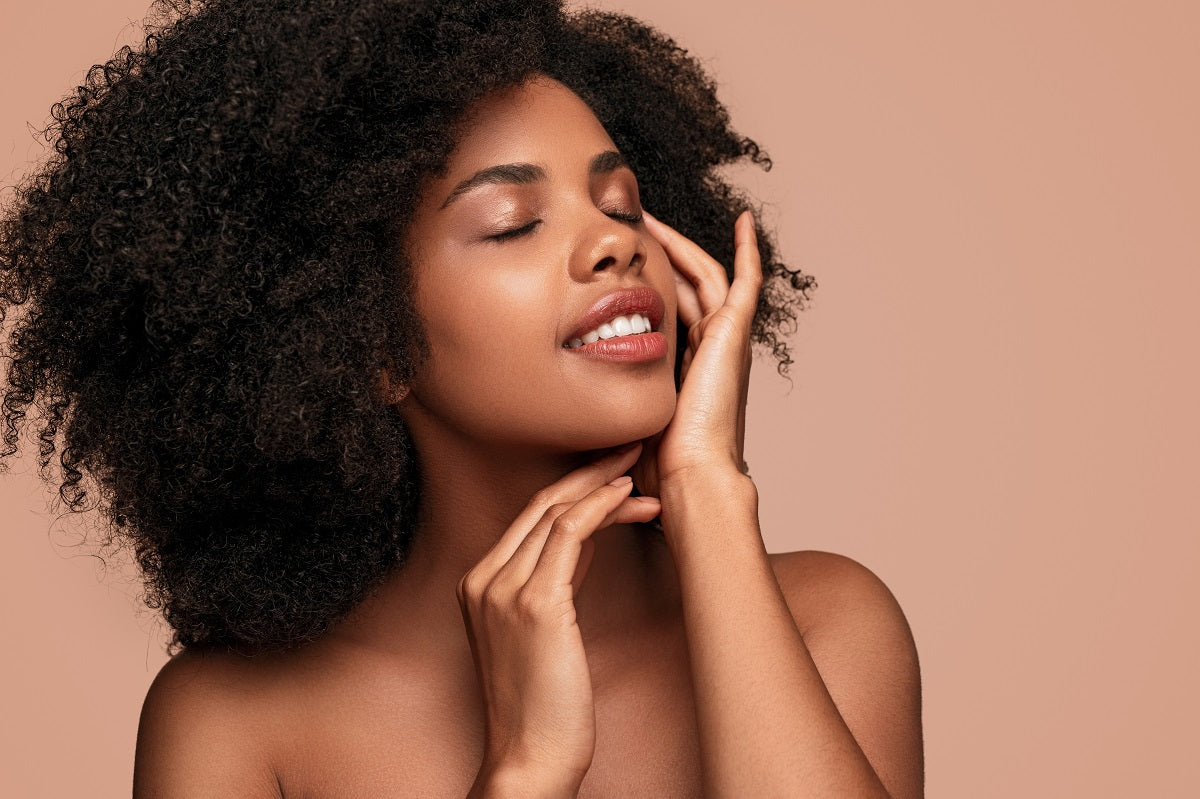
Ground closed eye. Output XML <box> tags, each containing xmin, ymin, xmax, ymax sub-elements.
<box><xmin>488</xmin><ymin>220</ymin><xmax>541</xmax><ymax>242</ymax></box>
<box><xmin>487</xmin><ymin>209</ymin><xmax>641</xmax><ymax>243</ymax></box>
<box><xmin>606</xmin><ymin>209</ymin><xmax>644</xmax><ymax>224</ymax></box>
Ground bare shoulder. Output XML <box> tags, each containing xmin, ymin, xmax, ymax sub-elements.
<box><xmin>766</xmin><ymin>549</ymin><xmax>921</xmax><ymax>689</ymax></box>
<box><xmin>134</xmin><ymin>647</ymin><xmax>285</xmax><ymax>798</ymax></box>
<box><xmin>768</xmin><ymin>550</ymin><xmax>925</xmax><ymax>798</ymax></box>
<box><xmin>768</xmin><ymin>551</ymin><xmax>912</xmax><ymax>637</ymax></box>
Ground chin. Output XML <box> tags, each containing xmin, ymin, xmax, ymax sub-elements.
<box><xmin>568</xmin><ymin>387</ymin><xmax>677</xmax><ymax>451</ymax></box>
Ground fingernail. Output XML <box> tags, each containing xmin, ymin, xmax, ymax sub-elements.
<box><xmin>608</xmin><ymin>475</ymin><xmax>633</xmax><ymax>487</ymax></box>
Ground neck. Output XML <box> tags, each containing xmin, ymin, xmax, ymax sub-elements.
<box><xmin>328</xmin><ymin>409</ymin><xmax>673</xmax><ymax>658</ymax></box>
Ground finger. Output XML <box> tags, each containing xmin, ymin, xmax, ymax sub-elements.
<box><xmin>472</xmin><ymin>442</ymin><xmax>644</xmax><ymax>576</ymax></box>
<box><xmin>489</xmin><ymin>499</ymin><xmax>574</xmax><ymax>589</ymax></box>
<box><xmin>462</xmin><ymin>481</ymin><xmax>636</xmax><ymax>611</ymax></box>
<box><xmin>527</xmin><ymin>481</ymin><xmax>661</xmax><ymax>597</ymax></box>
<box><xmin>673</xmin><ymin>264</ymin><xmax>704</xmax><ymax>329</ymax></box>
<box><xmin>491</xmin><ymin>471</ymin><xmax>659</xmax><ymax>591</ymax></box>
<box><xmin>569</xmin><ymin>495</ymin><xmax>661</xmax><ymax>595</ymax></box>
<box><xmin>491</xmin><ymin>476</ymin><xmax>634</xmax><ymax>589</ymax></box>
<box><xmin>737</xmin><ymin>339</ymin><xmax>750</xmax><ymax>471</ymax></box>
<box><xmin>724</xmin><ymin>210</ymin><xmax>764</xmax><ymax>321</ymax></box>
<box><xmin>673</xmin><ymin>263</ymin><xmax>703</xmax><ymax>382</ymax></box>
<box><xmin>565</xmin><ymin>496</ymin><xmax>661</xmax><ymax>596</ymax></box>
<box><xmin>643</xmin><ymin>210</ymin><xmax>729</xmax><ymax>315</ymax></box>
<box><xmin>573</xmin><ymin>537</ymin><xmax>596</xmax><ymax>597</ymax></box>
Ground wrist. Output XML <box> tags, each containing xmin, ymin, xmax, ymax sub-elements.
<box><xmin>658</xmin><ymin>467</ymin><xmax>759</xmax><ymax>551</ymax></box>
<box><xmin>658</xmin><ymin>464</ymin><xmax>757</xmax><ymax>510</ymax></box>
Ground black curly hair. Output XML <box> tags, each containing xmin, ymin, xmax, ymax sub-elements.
<box><xmin>0</xmin><ymin>0</ymin><xmax>815</xmax><ymax>653</ymax></box>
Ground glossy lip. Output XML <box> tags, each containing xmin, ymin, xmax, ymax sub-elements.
<box><xmin>562</xmin><ymin>285</ymin><xmax>666</xmax><ymax>346</ymax></box>
<box><xmin>565</xmin><ymin>331</ymin><xmax>669</xmax><ymax>363</ymax></box>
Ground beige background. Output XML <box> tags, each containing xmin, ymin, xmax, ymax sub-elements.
<box><xmin>3</xmin><ymin>0</ymin><xmax>1197</xmax><ymax>796</ymax></box>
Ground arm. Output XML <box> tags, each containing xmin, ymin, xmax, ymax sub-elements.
<box><xmin>661</xmin><ymin>470</ymin><xmax>923</xmax><ymax>798</ymax></box>
<box><xmin>134</xmin><ymin>651</ymin><xmax>282</xmax><ymax>798</ymax></box>
<box><xmin>638</xmin><ymin>209</ymin><xmax>923</xmax><ymax>797</ymax></box>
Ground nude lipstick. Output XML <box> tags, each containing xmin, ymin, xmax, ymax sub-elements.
<box><xmin>562</xmin><ymin>286</ymin><xmax>668</xmax><ymax>363</ymax></box>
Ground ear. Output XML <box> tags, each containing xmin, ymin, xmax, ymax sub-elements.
<box><xmin>377</xmin><ymin>369</ymin><xmax>409</xmax><ymax>404</ymax></box>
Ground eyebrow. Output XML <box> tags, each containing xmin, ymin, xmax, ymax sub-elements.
<box><xmin>440</xmin><ymin>150</ymin><xmax>631</xmax><ymax>209</ymax></box>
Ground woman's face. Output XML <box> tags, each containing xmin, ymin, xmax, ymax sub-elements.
<box><xmin>398</xmin><ymin>77</ymin><xmax>678</xmax><ymax>454</ymax></box>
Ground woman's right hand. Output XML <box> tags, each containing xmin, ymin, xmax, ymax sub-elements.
<box><xmin>458</xmin><ymin>442</ymin><xmax>660</xmax><ymax>797</ymax></box>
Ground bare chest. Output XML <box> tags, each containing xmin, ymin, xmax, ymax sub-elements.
<box><xmin>275</xmin><ymin>634</ymin><xmax>702</xmax><ymax>798</ymax></box>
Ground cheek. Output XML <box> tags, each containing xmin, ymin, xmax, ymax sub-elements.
<box><xmin>405</xmin><ymin>237</ymin><xmax>682</xmax><ymax>449</ymax></box>
<box><xmin>422</xmin><ymin>266</ymin><xmax>559</xmax><ymax>359</ymax></box>
<box><xmin>410</xmin><ymin>267</ymin><xmax>565</xmax><ymax>420</ymax></box>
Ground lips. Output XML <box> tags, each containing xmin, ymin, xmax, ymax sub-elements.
<box><xmin>563</xmin><ymin>286</ymin><xmax>665</xmax><ymax>346</ymax></box>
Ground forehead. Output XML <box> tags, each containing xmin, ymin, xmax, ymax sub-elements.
<box><xmin>446</xmin><ymin>77</ymin><xmax>617</xmax><ymax>172</ymax></box>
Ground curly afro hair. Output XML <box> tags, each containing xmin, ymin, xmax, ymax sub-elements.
<box><xmin>0</xmin><ymin>0</ymin><xmax>815</xmax><ymax>653</ymax></box>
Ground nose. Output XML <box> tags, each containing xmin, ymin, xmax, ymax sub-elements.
<box><xmin>569</xmin><ymin>213</ymin><xmax>646</xmax><ymax>281</ymax></box>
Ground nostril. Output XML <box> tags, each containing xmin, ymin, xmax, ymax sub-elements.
<box><xmin>593</xmin><ymin>256</ymin><xmax>616</xmax><ymax>272</ymax></box>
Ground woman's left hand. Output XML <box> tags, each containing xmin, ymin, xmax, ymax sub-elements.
<box><xmin>629</xmin><ymin>209</ymin><xmax>762</xmax><ymax>498</ymax></box>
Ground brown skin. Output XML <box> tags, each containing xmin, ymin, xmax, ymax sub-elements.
<box><xmin>133</xmin><ymin>79</ymin><xmax>924</xmax><ymax>798</ymax></box>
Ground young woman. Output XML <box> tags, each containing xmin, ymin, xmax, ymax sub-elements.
<box><xmin>0</xmin><ymin>0</ymin><xmax>923</xmax><ymax>795</ymax></box>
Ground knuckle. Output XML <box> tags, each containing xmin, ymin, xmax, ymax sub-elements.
<box><xmin>458</xmin><ymin>571</ymin><xmax>485</xmax><ymax>601</ymax></box>
<box><xmin>529</xmin><ymin>487</ymin><xmax>557</xmax><ymax>508</ymax></box>
<box><xmin>545</xmin><ymin>501</ymin><xmax>573</xmax><ymax>520</ymax></box>
<box><xmin>479</xmin><ymin>580</ymin><xmax>509</xmax><ymax>610</ymax></box>
<box><xmin>549</xmin><ymin>514</ymin><xmax>582</xmax><ymax>538</ymax></box>
<box><xmin>514</xmin><ymin>585</ymin><xmax>546</xmax><ymax>619</ymax></box>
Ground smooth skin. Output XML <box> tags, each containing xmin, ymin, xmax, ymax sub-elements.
<box><xmin>134</xmin><ymin>78</ymin><xmax>923</xmax><ymax>798</ymax></box>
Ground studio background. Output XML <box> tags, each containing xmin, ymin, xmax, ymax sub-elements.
<box><xmin>2</xmin><ymin>1</ymin><xmax>1196</xmax><ymax>796</ymax></box>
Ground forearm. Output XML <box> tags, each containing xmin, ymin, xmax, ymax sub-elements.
<box><xmin>660</xmin><ymin>470</ymin><xmax>891</xmax><ymax>798</ymax></box>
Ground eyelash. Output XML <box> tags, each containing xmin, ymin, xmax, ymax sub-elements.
<box><xmin>489</xmin><ymin>221</ymin><xmax>540</xmax><ymax>242</ymax></box>
<box><xmin>608</xmin><ymin>210</ymin><xmax>644</xmax><ymax>225</ymax></box>
<box><xmin>487</xmin><ymin>210</ymin><xmax>644</xmax><ymax>242</ymax></box>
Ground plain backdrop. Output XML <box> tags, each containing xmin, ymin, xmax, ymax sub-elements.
<box><xmin>2</xmin><ymin>1</ymin><xmax>1198</xmax><ymax>796</ymax></box>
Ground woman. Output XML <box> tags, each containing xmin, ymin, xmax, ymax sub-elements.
<box><xmin>0</xmin><ymin>0</ymin><xmax>923</xmax><ymax>795</ymax></box>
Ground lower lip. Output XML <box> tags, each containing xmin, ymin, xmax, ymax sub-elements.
<box><xmin>563</xmin><ymin>331</ymin><xmax>668</xmax><ymax>363</ymax></box>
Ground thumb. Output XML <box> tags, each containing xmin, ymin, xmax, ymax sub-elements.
<box><xmin>571</xmin><ymin>537</ymin><xmax>596</xmax><ymax>596</ymax></box>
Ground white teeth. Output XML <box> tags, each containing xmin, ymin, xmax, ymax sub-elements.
<box><xmin>566</xmin><ymin>313</ymin><xmax>655</xmax><ymax>348</ymax></box>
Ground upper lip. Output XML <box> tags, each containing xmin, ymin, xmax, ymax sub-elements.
<box><xmin>564</xmin><ymin>285</ymin><xmax>665</xmax><ymax>344</ymax></box>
